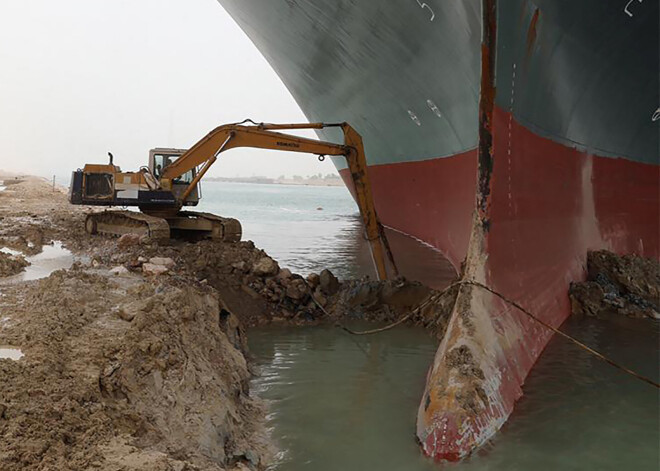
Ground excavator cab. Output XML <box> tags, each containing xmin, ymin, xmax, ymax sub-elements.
<box><xmin>149</xmin><ymin>148</ymin><xmax>199</xmax><ymax>206</ymax></box>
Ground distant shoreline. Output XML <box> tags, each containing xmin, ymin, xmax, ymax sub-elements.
<box><xmin>205</xmin><ymin>176</ymin><xmax>345</xmax><ymax>187</ymax></box>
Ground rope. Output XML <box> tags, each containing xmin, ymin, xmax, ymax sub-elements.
<box><xmin>338</xmin><ymin>280</ymin><xmax>462</xmax><ymax>335</ymax></box>
<box><xmin>335</xmin><ymin>279</ymin><xmax>659</xmax><ymax>389</ymax></box>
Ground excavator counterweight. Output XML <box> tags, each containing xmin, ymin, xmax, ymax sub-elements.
<box><xmin>69</xmin><ymin>121</ymin><xmax>397</xmax><ymax>280</ymax></box>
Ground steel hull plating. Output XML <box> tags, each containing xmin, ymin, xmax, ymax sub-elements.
<box><xmin>217</xmin><ymin>0</ymin><xmax>659</xmax><ymax>461</ymax></box>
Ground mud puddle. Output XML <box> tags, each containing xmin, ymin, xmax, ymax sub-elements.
<box><xmin>0</xmin><ymin>346</ymin><xmax>23</xmax><ymax>360</ymax></box>
<box><xmin>0</xmin><ymin>247</ymin><xmax>22</xmax><ymax>257</ymax></box>
<box><xmin>0</xmin><ymin>241</ymin><xmax>76</xmax><ymax>283</ymax></box>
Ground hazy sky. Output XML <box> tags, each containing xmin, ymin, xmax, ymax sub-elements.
<box><xmin>0</xmin><ymin>0</ymin><xmax>337</xmax><ymax>180</ymax></box>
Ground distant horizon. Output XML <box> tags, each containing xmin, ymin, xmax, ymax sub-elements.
<box><xmin>0</xmin><ymin>168</ymin><xmax>343</xmax><ymax>188</ymax></box>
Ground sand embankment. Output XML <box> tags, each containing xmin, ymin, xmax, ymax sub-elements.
<box><xmin>0</xmin><ymin>178</ymin><xmax>275</xmax><ymax>470</ymax></box>
<box><xmin>0</xmin><ymin>175</ymin><xmax>443</xmax><ymax>470</ymax></box>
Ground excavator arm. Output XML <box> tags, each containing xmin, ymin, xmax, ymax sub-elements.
<box><xmin>161</xmin><ymin>121</ymin><xmax>398</xmax><ymax>281</ymax></box>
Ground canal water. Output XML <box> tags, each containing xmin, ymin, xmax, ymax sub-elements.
<box><xmin>196</xmin><ymin>181</ymin><xmax>455</xmax><ymax>288</ymax></box>
<box><xmin>198</xmin><ymin>181</ymin><xmax>658</xmax><ymax>470</ymax></box>
<box><xmin>250</xmin><ymin>318</ymin><xmax>659</xmax><ymax>471</ymax></box>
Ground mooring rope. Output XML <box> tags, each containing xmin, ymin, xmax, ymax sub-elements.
<box><xmin>324</xmin><ymin>279</ymin><xmax>659</xmax><ymax>389</ymax></box>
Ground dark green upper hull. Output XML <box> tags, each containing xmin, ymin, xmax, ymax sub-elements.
<box><xmin>217</xmin><ymin>0</ymin><xmax>658</xmax><ymax>168</ymax></box>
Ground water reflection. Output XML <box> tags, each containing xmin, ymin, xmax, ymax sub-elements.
<box><xmin>0</xmin><ymin>241</ymin><xmax>75</xmax><ymax>284</ymax></box>
<box><xmin>0</xmin><ymin>346</ymin><xmax>23</xmax><ymax>360</ymax></box>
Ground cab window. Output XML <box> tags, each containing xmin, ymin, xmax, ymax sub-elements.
<box><xmin>153</xmin><ymin>154</ymin><xmax>194</xmax><ymax>184</ymax></box>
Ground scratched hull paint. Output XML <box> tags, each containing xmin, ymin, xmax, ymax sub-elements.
<box><xmin>216</xmin><ymin>0</ymin><xmax>660</xmax><ymax>461</ymax></box>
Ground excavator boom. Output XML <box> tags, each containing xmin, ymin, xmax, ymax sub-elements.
<box><xmin>161</xmin><ymin>122</ymin><xmax>348</xmax><ymax>181</ymax></box>
<box><xmin>69</xmin><ymin>121</ymin><xmax>397</xmax><ymax>280</ymax></box>
<box><xmin>160</xmin><ymin>121</ymin><xmax>396</xmax><ymax>280</ymax></box>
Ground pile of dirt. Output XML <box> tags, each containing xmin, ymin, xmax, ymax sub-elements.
<box><xmin>340</xmin><ymin>277</ymin><xmax>430</xmax><ymax>315</ymax></box>
<box><xmin>76</xmin><ymin>236</ymin><xmax>341</xmax><ymax>328</ymax></box>
<box><xmin>0</xmin><ymin>251</ymin><xmax>29</xmax><ymax>277</ymax></box>
<box><xmin>569</xmin><ymin>250</ymin><xmax>660</xmax><ymax>319</ymax></box>
<box><xmin>0</xmin><ymin>269</ymin><xmax>271</xmax><ymax>471</ymax></box>
<box><xmin>84</xmin><ymin>235</ymin><xmax>445</xmax><ymax>330</ymax></box>
<box><xmin>0</xmin><ymin>175</ymin><xmax>448</xmax><ymax>470</ymax></box>
<box><xmin>1</xmin><ymin>177</ymin><xmax>26</xmax><ymax>187</ymax></box>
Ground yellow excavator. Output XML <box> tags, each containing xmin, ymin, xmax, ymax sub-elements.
<box><xmin>69</xmin><ymin>121</ymin><xmax>397</xmax><ymax>280</ymax></box>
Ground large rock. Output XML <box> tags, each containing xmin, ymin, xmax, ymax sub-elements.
<box><xmin>117</xmin><ymin>233</ymin><xmax>141</xmax><ymax>249</ymax></box>
<box><xmin>285</xmin><ymin>278</ymin><xmax>308</xmax><ymax>301</ymax></box>
<box><xmin>149</xmin><ymin>257</ymin><xmax>175</xmax><ymax>269</ymax></box>
<box><xmin>277</xmin><ymin>268</ymin><xmax>292</xmax><ymax>280</ymax></box>
<box><xmin>252</xmin><ymin>257</ymin><xmax>279</xmax><ymax>277</ymax></box>
<box><xmin>319</xmin><ymin>269</ymin><xmax>340</xmax><ymax>295</ymax></box>
<box><xmin>306</xmin><ymin>273</ymin><xmax>320</xmax><ymax>289</ymax></box>
<box><xmin>142</xmin><ymin>263</ymin><xmax>169</xmax><ymax>276</ymax></box>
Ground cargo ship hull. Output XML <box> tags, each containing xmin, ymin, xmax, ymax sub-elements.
<box><xmin>217</xmin><ymin>0</ymin><xmax>659</xmax><ymax>461</ymax></box>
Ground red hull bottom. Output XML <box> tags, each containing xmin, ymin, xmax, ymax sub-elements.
<box><xmin>340</xmin><ymin>107</ymin><xmax>659</xmax><ymax>461</ymax></box>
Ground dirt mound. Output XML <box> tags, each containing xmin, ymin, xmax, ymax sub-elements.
<box><xmin>0</xmin><ymin>269</ymin><xmax>271</xmax><ymax>470</ymax></box>
<box><xmin>569</xmin><ymin>250</ymin><xmax>660</xmax><ymax>319</ymax></box>
<box><xmin>78</xmin><ymin>236</ymin><xmax>342</xmax><ymax>328</ymax></box>
<box><xmin>93</xmin><ymin>236</ymin><xmax>444</xmax><ymax>330</ymax></box>
<box><xmin>0</xmin><ymin>175</ymin><xmax>449</xmax><ymax>470</ymax></box>
<box><xmin>0</xmin><ymin>251</ymin><xmax>29</xmax><ymax>277</ymax></box>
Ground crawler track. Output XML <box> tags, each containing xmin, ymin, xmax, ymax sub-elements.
<box><xmin>85</xmin><ymin>210</ymin><xmax>170</xmax><ymax>240</ymax></box>
<box><xmin>85</xmin><ymin>210</ymin><xmax>242</xmax><ymax>242</ymax></box>
<box><xmin>178</xmin><ymin>211</ymin><xmax>242</xmax><ymax>242</ymax></box>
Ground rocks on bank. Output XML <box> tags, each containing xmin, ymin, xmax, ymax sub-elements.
<box><xmin>82</xmin><ymin>226</ymin><xmax>442</xmax><ymax>333</ymax></box>
<box><xmin>569</xmin><ymin>250</ymin><xmax>660</xmax><ymax>319</ymax></box>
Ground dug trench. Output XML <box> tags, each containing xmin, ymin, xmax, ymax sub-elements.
<box><xmin>0</xmin><ymin>176</ymin><xmax>450</xmax><ymax>471</ymax></box>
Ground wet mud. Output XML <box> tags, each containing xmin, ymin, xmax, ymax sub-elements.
<box><xmin>0</xmin><ymin>175</ymin><xmax>452</xmax><ymax>470</ymax></box>
<box><xmin>0</xmin><ymin>177</ymin><xmax>271</xmax><ymax>470</ymax></box>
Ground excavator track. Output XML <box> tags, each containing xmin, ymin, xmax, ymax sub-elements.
<box><xmin>85</xmin><ymin>210</ymin><xmax>170</xmax><ymax>241</ymax></box>
<box><xmin>168</xmin><ymin>211</ymin><xmax>242</xmax><ymax>242</ymax></box>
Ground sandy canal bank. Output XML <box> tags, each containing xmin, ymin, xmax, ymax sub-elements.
<box><xmin>0</xmin><ymin>176</ymin><xmax>277</xmax><ymax>470</ymax></box>
<box><xmin>0</xmin><ymin>175</ymin><xmax>442</xmax><ymax>471</ymax></box>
